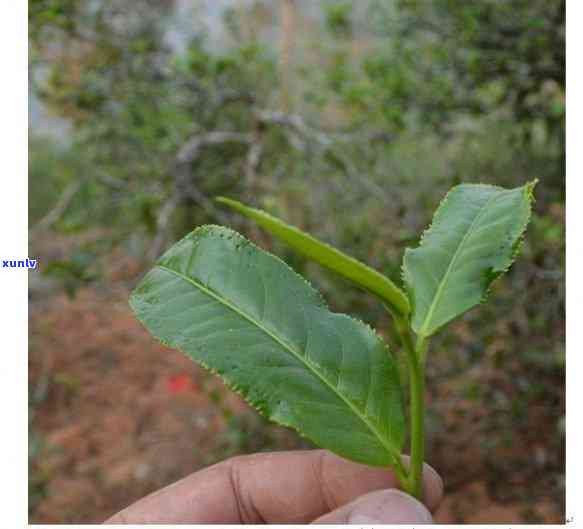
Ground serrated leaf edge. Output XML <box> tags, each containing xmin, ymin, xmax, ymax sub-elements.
<box><xmin>401</xmin><ymin>181</ymin><xmax>537</xmax><ymax>338</ymax></box>
<box><xmin>131</xmin><ymin>224</ymin><xmax>404</xmax><ymax>465</ymax></box>
<box><xmin>479</xmin><ymin>179</ymin><xmax>537</xmax><ymax>304</ymax></box>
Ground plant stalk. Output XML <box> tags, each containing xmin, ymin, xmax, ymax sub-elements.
<box><xmin>406</xmin><ymin>344</ymin><xmax>425</xmax><ymax>499</ymax></box>
<box><xmin>394</xmin><ymin>316</ymin><xmax>426</xmax><ymax>500</ymax></box>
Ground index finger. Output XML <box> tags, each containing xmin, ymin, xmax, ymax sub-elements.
<box><xmin>105</xmin><ymin>449</ymin><xmax>443</xmax><ymax>524</ymax></box>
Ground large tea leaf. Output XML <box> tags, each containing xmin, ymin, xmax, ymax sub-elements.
<box><xmin>216</xmin><ymin>197</ymin><xmax>410</xmax><ymax>318</ymax></box>
<box><xmin>402</xmin><ymin>182</ymin><xmax>535</xmax><ymax>338</ymax></box>
<box><xmin>131</xmin><ymin>226</ymin><xmax>405</xmax><ymax>467</ymax></box>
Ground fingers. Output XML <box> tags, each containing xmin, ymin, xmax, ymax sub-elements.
<box><xmin>312</xmin><ymin>489</ymin><xmax>433</xmax><ymax>524</ymax></box>
<box><xmin>105</xmin><ymin>449</ymin><xmax>443</xmax><ymax>524</ymax></box>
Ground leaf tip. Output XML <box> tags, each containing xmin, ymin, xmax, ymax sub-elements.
<box><xmin>524</xmin><ymin>178</ymin><xmax>539</xmax><ymax>202</ymax></box>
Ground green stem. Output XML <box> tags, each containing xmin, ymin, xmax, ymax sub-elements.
<box><xmin>407</xmin><ymin>343</ymin><xmax>425</xmax><ymax>499</ymax></box>
<box><xmin>394</xmin><ymin>316</ymin><xmax>426</xmax><ymax>500</ymax></box>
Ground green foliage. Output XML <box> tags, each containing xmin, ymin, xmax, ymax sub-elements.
<box><xmin>403</xmin><ymin>182</ymin><xmax>536</xmax><ymax>338</ymax></box>
<box><xmin>324</xmin><ymin>2</ymin><xmax>353</xmax><ymax>37</ymax></box>
<box><xmin>130</xmin><ymin>226</ymin><xmax>406</xmax><ymax>468</ymax></box>
<box><xmin>311</xmin><ymin>0</ymin><xmax>564</xmax><ymax>194</ymax></box>
<box><xmin>29</xmin><ymin>0</ymin><xmax>80</xmax><ymax>34</ymax></box>
<box><xmin>131</xmin><ymin>182</ymin><xmax>534</xmax><ymax>497</ymax></box>
<box><xmin>28</xmin><ymin>138</ymin><xmax>79</xmax><ymax>225</ymax></box>
<box><xmin>370</xmin><ymin>0</ymin><xmax>564</xmax><ymax>136</ymax></box>
<box><xmin>29</xmin><ymin>1</ymin><xmax>282</xmax><ymax>246</ymax></box>
<box><xmin>29</xmin><ymin>0</ymin><xmax>563</xmax><ymax>247</ymax></box>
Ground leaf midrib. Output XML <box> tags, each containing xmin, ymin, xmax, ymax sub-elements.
<box><xmin>418</xmin><ymin>192</ymin><xmax>500</xmax><ymax>337</ymax></box>
<box><xmin>157</xmin><ymin>264</ymin><xmax>399</xmax><ymax>459</ymax></box>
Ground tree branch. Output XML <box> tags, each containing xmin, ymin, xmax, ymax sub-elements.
<box><xmin>148</xmin><ymin>131</ymin><xmax>253</xmax><ymax>260</ymax></box>
<box><xmin>33</xmin><ymin>178</ymin><xmax>87</xmax><ymax>232</ymax></box>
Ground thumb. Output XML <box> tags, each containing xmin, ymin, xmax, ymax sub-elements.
<box><xmin>312</xmin><ymin>489</ymin><xmax>433</xmax><ymax>524</ymax></box>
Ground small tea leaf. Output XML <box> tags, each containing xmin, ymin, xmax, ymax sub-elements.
<box><xmin>131</xmin><ymin>226</ymin><xmax>405</xmax><ymax>467</ymax></box>
<box><xmin>217</xmin><ymin>197</ymin><xmax>410</xmax><ymax>318</ymax></box>
<box><xmin>402</xmin><ymin>182</ymin><xmax>536</xmax><ymax>338</ymax></box>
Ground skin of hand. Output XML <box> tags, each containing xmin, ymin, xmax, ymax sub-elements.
<box><xmin>105</xmin><ymin>449</ymin><xmax>443</xmax><ymax>524</ymax></box>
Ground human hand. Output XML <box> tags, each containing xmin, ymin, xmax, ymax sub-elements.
<box><xmin>105</xmin><ymin>449</ymin><xmax>443</xmax><ymax>524</ymax></box>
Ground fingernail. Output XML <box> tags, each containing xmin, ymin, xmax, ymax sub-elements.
<box><xmin>347</xmin><ymin>489</ymin><xmax>433</xmax><ymax>524</ymax></box>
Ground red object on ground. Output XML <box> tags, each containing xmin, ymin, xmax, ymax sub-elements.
<box><xmin>167</xmin><ymin>374</ymin><xmax>194</xmax><ymax>394</ymax></box>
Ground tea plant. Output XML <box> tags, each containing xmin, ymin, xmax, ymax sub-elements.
<box><xmin>130</xmin><ymin>182</ymin><xmax>535</xmax><ymax>499</ymax></box>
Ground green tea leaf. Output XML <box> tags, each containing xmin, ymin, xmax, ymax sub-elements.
<box><xmin>131</xmin><ymin>226</ymin><xmax>405</xmax><ymax>467</ymax></box>
<box><xmin>216</xmin><ymin>197</ymin><xmax>410</xmax><ymax>318</ymax></box>
<box><xmin>402</xmin><ymin>182</ymin><xmax>536</xmax><ymax>338</ymax></box>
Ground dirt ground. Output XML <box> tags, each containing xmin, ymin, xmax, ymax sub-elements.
<box><xmin>29</xmin><ymin>277</ymin><xmax>564</xmax><ymax>523</ymax></box>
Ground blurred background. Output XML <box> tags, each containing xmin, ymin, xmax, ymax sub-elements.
<box><xmin>28</xmin><ymin>0</ymin><xmax>565</xmax><ymax>523</ymax></box>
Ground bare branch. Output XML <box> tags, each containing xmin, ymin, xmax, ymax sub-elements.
<box><xmin>214</xmin><ymin>91</ymin><xmax>255</xmax><ymax>108</ymax></box>
<box><xmin>96</xmin><ymin>173</ymin><xmax>126</xmax><ymax>190</ymax></box>
<box><xmin>148</xmin><ymin>131</ymin><xmax>252</xmax><ymax>260</ymax></box>
<box><xmin>148</xmin><ymin>193</ymin><xmax>180</xmax><ymax>261</ymax></box>
<box><xmin>176</xmin><ymin>132</ymin><xmax>252</xmax><ymax>165</ymax></box>
<box><xmin>149</xmin><ymin>118</ymin><xmax>391</xmax><ymax>259</ymax></box>
<box><xmin>33</xmin><ymin>177</ymin><xmax>87</xmax><ymax>232</ymax></box>
<box><xmin>255</xmin><ymin>110</ymin><xmax>391</xmax><ymax>148</ymax></box>
<box><xmin>256</xmin><ymin>110</ymin><xmax>333</xmax><ymax>147</ymax></box>
<box><xmin>244</xmin><ymin>132</ymin><xmax>264</xmax><ymax>190</ymax></box>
